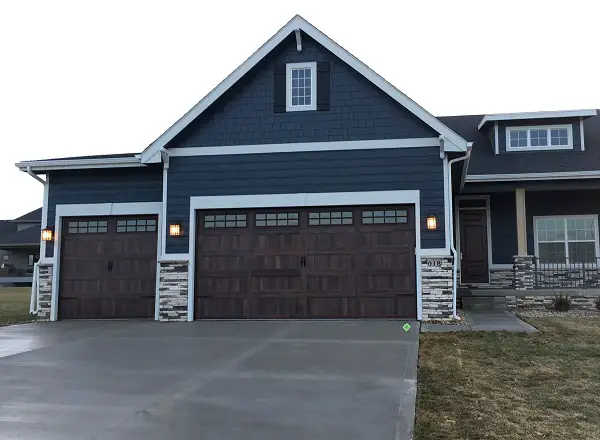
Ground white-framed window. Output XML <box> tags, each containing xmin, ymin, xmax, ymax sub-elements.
<box><xmin>286</xmin><ymin>62</ymin><xmax>316</xmax><ymax>111</ymax></box>
<box><xmin>506</xmin><ymin>125</ymin><xmax>573</xmax><ymax>151</ymax></box>
<box><xmin>534</xmin><ymin>215</ymin><xmax>599</xmax><ymax>264</ymax></box>
<box><xmin>1</xmin><ymin>254</ymin><xmax>9</xmax><ymax>261</ymax></box>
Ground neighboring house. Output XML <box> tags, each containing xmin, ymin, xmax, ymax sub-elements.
<box><xmin>0</xmin><ymin>208</ymin><xmax>41</xmax><ymax>276</ymax></box>
<box><xmin>14</xmin><ymin>15</ymin><xmax>598</xmax><ymax>322</ymax></box>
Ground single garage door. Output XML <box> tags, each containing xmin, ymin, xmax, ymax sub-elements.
<box><xmin>195</xmin><ymin>206</ymin><xmax>416</xmax><ymax>319</ymax></box>
<box><xmin>59</xmin><ymin>216</ymin><xmax>158</xmax><ymax>319</ymax></box>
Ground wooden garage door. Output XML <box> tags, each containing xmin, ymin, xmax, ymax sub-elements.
<box><xmin>195</xmin><ymin>206</ymin><xmax>416</xmax><ymax>319</ymax></box>
<box><xmin>59</xmin><ymin>216</ymin><xmax>158</xmax><ymax>319</ymax></box>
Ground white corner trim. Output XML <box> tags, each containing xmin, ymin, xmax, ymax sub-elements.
<box><xmin>167</xmin><ymin>138</ymin><xmax>441</xmax><ymax>157</ymax></box>
<box><xmin>478</xmin><ymin>109</ymin><xmax>597</xmax><ymax>130</ymax></box>
<box><xmin>161</xmin><ymin>167</ymin><xmax>168</xmax><ymax>256</ymax></box>
<box><xmin>580</xmin><ymin>117</ymin><xmax>586</xmax><ymax>151</ymax></box>
<box><xmin>16</xmin><ymin>156</ymin><xmax>143</xmax><ymax>172</ymax></box>
<box><xmin>465</xmin><ymin>170</ymin><xmax>600</xmax><ymax>182</ymax></box>
<box><xmin>505</xmin><ymin>124</ymin><xmax>573</xmax><ymax>152</ymax></box>
<box><xmin>442</xmin><ymin>155</ymin><xmax>451</xmax><ymax>252</ymax></box>
<box><xmin>286</xmin><ymin>62</ymin><xmax>316</xmax><ymax>112</ymax></box>
<box><xmin>494</xmin><ymin>122</ymin><xmax>499</xmax><ymax>155</ymax></box>
<box><xmin>186</xmin><ymin>189</ymin><xmax>423</xmax><ymax>321</ymax></box>
<box><xmin>140</xmin><ymin>15</ymin><xmax>468</xmax><ymax>163</ymax></box>
<box><xmin>50</xmin><ymin>202</ymin><xmax>163</xmax><ymax>322</ymax></box>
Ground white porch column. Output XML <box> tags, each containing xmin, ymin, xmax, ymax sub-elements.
<box><xmin>515</xmin><ymin>188</ymin><xmax>527</xmax><ymax>256</ymax></box>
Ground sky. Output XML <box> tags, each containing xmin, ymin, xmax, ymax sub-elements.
<box><xmin>1</xmin><ymin>0</ymin><xmax>599</xmax><ymax>218</ymax></box>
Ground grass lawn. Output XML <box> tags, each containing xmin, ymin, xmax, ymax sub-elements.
<box><xmin>0</xmin><ymin>286</ymin><xmax>36</xmax><ymax>326</ymax></box>
<box><xmin>416</xmin><ymin>317</ymin><xmax>600</xmax><ymax>440</ymax></box>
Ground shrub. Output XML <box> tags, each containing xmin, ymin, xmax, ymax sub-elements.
<box><xmin>552</xmin><ymin>294</ymin><xmax>572</xmax><ymax>312</ymax></box>
<box><xmin>594</xmin><ymin>296</ymin><xmax>600</xmax><ymax>312</ymax></box>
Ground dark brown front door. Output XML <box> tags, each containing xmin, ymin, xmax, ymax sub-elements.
<box><xmin>195</xmin><ymin>206</ymin><xmax>416</xmax><ymax>319</ymax></box>
<box><xmin>459</xmin><ymin>209</ymin><xmax>489</xmax><ymax>283</ymax></box>
<box><xmin>59</xmin><ymin>216</ymin><xmax>158</xmax><ymax>319</ymax></box>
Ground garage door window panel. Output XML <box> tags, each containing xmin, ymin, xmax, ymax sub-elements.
<box><xmin>205</xmin><ymin>214</ymin><xmax>247</xmax><ymax>228</ymax></box>
<box><xmin>117</xmin><ymin>218</ymin><xmax>156</xmax><ymax>233</ymax></box>
<box><xmin>256</xmin><ymin>212</ymin><xmax>299</xmax><ymax>227</ymax></box>
<box><xmin>362</xmin><ymin>209</ymin><xmax>408</xmax><ymax>224</ymax></box>
<box><xmin>308</xmin><ymin>211</ymin><xmax>353</xmax><ymax>225</ymax></box>
<box><xmin>68</xmin><ymin>220</ymin><xmax>108</xmax><ymax>234</ymax></box>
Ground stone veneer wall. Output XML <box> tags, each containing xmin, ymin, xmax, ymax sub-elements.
<box><xmin>421</xmin><ymin>256</ymin><xmax>453</xmax><ymax>321</ymax></box>
<box><xmin>158</xmin><ymin>261</ymin><xmax>189</xmax><ymax>322</ymax></box>
<box><xmin>513</xmin><ymin>256</ymin><xmax>535</xmax><ymax>290</ymax></box>
<box><xmin>507</xmin><ymin>294</ymin><xmax>599</xmax><ymax>310</ymax></box>
<box><xmin>460</xmin><ymin>268</ymin><xmax>514</xmax><ymax>290</ymax></box>
<box><xmin>37</xmin><ymin>263</ymin><xmax>53</xmax><ymax>321</ymax></box>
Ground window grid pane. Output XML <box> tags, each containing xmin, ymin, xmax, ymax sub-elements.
<box><xmin>290</xmin><ymin>67</ymin><xmax>313</xmax><ymax>107</ymax></box>
<box><xmin>362</xmin><ymin>209</ymin><xmax>408</xmax><ymax>224</ymax></box>
<box><xmin>204</xmin><ymin>213</ymin><xmax>247</xmax><ymax>228</ymax></box>
<box><xmin>309</xmin><ymin>211</ymin><xmax>353</xmax><ymax>226</ymax></box>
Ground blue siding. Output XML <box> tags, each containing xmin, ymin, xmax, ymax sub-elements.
<box><xmin>526</xmin><ymin>190</ymin><xmax>600</xmax><ymax>254</ymax></box>
<box><xmin>46</xmin><ymin>167</ymin><xmax>163</xmax><ymax>257</ymax></box>
<box><xmin>166</xmin><ymin>148</ymin><xmax>445</xmax><ymax>253</ymax></box>
<box><xmin>169</xmin><ymin>33</ymin><xmax>437</xmax><ymax>149</ymax></box>
<box><xmin>498</xmin><ymin>118</ymin><xmax>582</xmax><ymax>153</ymax></box>
<box><xmin>490</xmin><ymin>192</ymin><xmax>517</xmax><ymax>264</ymax></box>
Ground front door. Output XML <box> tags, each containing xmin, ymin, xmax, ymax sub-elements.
<box><xmin>459</xmin><ymin>209</ymin><xmax>489</xmax><ymax>283</ymax></box>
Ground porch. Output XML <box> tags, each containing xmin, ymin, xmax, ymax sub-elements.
<box><xmin>455</xmin><ymin>185</ymin><xmax>600</xmax><ymax>306</ymax></box>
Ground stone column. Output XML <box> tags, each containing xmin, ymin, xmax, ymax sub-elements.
<box><xmin>158</xmin><ymin>260</ymin><xmax>189</xmax><ymax>322</ymax></box>
<box><xmin>421</xmin><ymin>256</ymin><xmax>454</xmax><ymax>321</ymax></box>
<box><xmin>513</xmin><ymin>255</ymin><xmax>535</xmax><ymax>290</ymax></box>
<box><xmin>37</xmin><ymin>263</ymin><xmax>53</xmax><ymax>321</ymax></box>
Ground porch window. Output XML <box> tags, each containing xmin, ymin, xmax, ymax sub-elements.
<box><xmin>535</xmin><ymin>216</ymin><xmax>599</xmax><ymax>264</ymax></box>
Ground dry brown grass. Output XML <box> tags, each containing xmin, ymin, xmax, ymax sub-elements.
<box><xmin>415</xmin><ymin>317</ymin><xmax>600</xmax><ymax>440</ymax></box>
<box><xmin>0</xmin><ymin>286</ymin><xmax>35</xmax><ymax>326</ymax></box>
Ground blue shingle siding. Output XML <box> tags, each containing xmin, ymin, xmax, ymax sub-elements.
<box><xmin>166</xmin><ymin>148</ymin><xmax>445</xmax><ymax>253</ymax></box>
<box><xmin>168</xmin><ymin>33</ymin><xmax>438</xmax><ymax>149</ymax></box>
<box><xmin>526</xmin><ymin>190</ymin><xmax>600</xmax><ymax>255</ymax></box>
<box><xmin>46</xmin><ymin>166</ymin><xmax>163</xmax><ymax>257</ymax></box>
<box><xmin>498</xmin><ymin>118</ymin><xmax>582</xmax><ymax>153</ymax></box>
<box><xmin>489</xmin><ymin>192</ymin><xmax>517</xmax><ymax>264</ymax></box>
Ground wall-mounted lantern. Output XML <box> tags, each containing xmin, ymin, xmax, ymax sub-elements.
<box><xmin>426</xmin><ymin>215</ymin><xmax>437</xmax><ymax>231</ymax></box>
<box><xmin>41</xmin><ymin>226</ymin><xmax>54</xmax><ymax>242</ymax></box>
<box><xmin>169</xmin><ymin>223</ymin><xmax>183</xmax><ymax>237</ymax></box>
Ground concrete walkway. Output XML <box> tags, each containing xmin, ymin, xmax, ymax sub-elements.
<box><xmin>422</xmin><ymin>310</ymin><xmax>538</xmax><ymax>333</ymax></box>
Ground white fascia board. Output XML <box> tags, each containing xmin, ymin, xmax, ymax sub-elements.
<box><xmin>168</xmin><ymin>138</ymin><xmax>440</xmax><ymax>157</ymax></box>
<box><xmin>15</xmin><ymin>156</ymin><xmax>143</xmax><ymax>172</ymax></box>
<box><xmin>478</xmin><ymin>109</ymin><xmax>598</xmax><ymax>130</ymax></box>
<box><xmin>141</xmin><ymin>15</ymin><xmax>468</xmax><ymax>163</ymax></box>
<box><xmin>466</xmin><ymin>170</ymin><xmax>600</xmax><ymax>182</ymax></box>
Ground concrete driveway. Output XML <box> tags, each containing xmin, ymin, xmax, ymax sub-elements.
<box><xmin>0</xmin><ymin>320</ymin><xmax>419</xmax><ymax>440</ymax></box>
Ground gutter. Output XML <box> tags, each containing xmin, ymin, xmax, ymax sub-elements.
<box><xmin>16</xmin><ymin>156</ymin><xmax>143</xmax><ymax>173</ymax></box>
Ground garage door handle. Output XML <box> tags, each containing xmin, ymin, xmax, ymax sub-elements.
<box><xmin>300</xmin><ymin>256</ymin><xmax>306</xmax><ymax>267</ymax></box>
<box><xmin>107</xmin><ymin>260</ymin><xmax>113</xmax><ymax>273</ymax></box>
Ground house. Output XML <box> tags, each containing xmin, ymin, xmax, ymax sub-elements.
<box><xmin>0</xmin><ymin>208</ymin><xmax>42</xmax><ymax>279</ymax></box>
<box><xmin>15</xmin><ymin>15</ymin><xmax>598</xmax><ymax>322</ymax></box>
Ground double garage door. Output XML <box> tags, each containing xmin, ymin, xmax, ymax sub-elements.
<box><xmin>59</xmin><ymin>216</ymin><xmax>158</xmax><ymax>319</ymax></box>
<box><xmin>195</xmin><ymin>205</ymin><xmax>417</xmax><ymax>319</ymax></box>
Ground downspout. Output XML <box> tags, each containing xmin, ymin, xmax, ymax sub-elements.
<box><xmin>26</xmin><ymin>166</ymin><xmax>46</xmax><ymax>184</ymax></box>
<box><xmin>447</xmin><ymin>145</ymin><xmax>472</xmax><ymax>320</ymax></box>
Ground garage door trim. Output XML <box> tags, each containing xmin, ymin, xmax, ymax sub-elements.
<box><xmin>188</xmin><ymin>190</ymin><xmax>423</xmax><ymax>321</ymax></box>
<box><xmin>49</xmin><ymin>202</ymin><xmax>163</xmax><ymax>322</ymax></box>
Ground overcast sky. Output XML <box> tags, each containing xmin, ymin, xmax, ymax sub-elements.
<box><xmin>1</xmin><ymin>0</ymin><xmax>598</xmax><ymax>218</ymax></box>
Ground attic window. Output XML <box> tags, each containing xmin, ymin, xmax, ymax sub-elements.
<box><xmin>286</xmin><ymin>62</ymin><xmax>316</xmax><ymax>111</ymax></box>
<box><xmin>506</xmin><ymin>125</ymin><xmax>572</xmax><ymax>151</ymax></box>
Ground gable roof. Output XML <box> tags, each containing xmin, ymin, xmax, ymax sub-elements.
<box><xmin>140</xmin><ymin>15</ymin><xmax>468</xmax><ymax>163</ymax></box>
<box><xmin>12</xmin><ymin>208</ymin><xmax>42</xmax><ymax>223</ymax></box>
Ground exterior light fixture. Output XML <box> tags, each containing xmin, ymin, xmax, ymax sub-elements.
<box><xmin>169</xmin><ymin>223</ymin><xmax>183</xmax><ymax>237</ymax></box>
<box><xmin>41</xmin><ymin>227</ymin><xmax>54</xmax><ymax>242</ymax></box>
<box><xmin>426</xmin><ymin>215</ymin><xmax>437</xmax><ymax>231</ymax></box>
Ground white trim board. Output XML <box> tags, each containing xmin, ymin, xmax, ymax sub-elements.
<box><xmin>187</xmin><ymin>190</ymin><xmax>424</xmax><ymax>321</ymax></box>
<box><xmin>49</xmin><ymin>202</ymin><xmax>163</xmax><ymax>322</ymax></box>
<box><xmin>167</xmin><ymin>138</ymin><xmax>441</xmax><ymax>157</ymax></box>
<box><xmin>40</xmin><ymin>175</ymin><xmax>50</xmax><ymax>259</ymax></box>
<box><xmin>466</xmin><ymin>171</ymin><xmax>600</xmax><ymax>182</ymax></box>
<box><xmin>478</xmin><ymin>109</ymin><xmax>597</xmax><ymax>130</ymax></box>
<box><xmin>141</xmin><ymin>15</ymin><xmax>468</xmax><ymax>163</ymax></box>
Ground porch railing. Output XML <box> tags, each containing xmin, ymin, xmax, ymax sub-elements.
<box><xmin>534</xmin><ymin>258</ymin><xmax>600</xmax><ymax>289</ymax></box>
